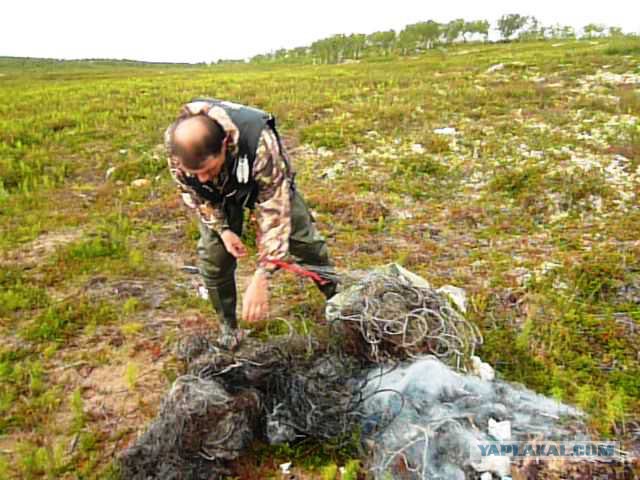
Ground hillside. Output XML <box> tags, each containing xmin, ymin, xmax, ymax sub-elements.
<box><xmin>1</xmin><ymin>38</ymin><xmax>639</xmax><ymax>478</ymax></box>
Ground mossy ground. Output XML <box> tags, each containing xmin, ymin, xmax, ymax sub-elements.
<box><xmin>1</xmin><ymin>37</ymin><xmax>639</xmax><ymax>478</ymax></box>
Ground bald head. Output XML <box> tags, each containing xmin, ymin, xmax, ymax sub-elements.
<box><xmin>169</xmin><ymin>115</ymin><xmax>226</xmax><ymax>170</ymax></box>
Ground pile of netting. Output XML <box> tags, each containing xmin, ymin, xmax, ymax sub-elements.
<box><xmin>326</xmin><ymin>264</ymin><xmax>481</xmax><ymax>368</ymax></box>
<box><xmin>118</xmin><ymin>332</ymin><xmax>375</xmax><ymax>479</ymax></box>
<box><xmin>361</xmin><ymin>357</ymin><xmax>587</xmax><ymax>479</ymax></box>
<box><xmin>118</xmin><ymin>375</ymin><xmax>261</xmax><ymax>479</ymax></box>
<box><xmin>118</xmin><ymin>264</ymin><xmax>629</xmax><ymax>479</ymax></box>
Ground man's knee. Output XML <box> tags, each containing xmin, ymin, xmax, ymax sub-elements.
<box><xmin>197</xmin><ymin>224</ymin><xmax>236</xmax><ymax>284</ymax></box>
<box><xmin>288</xmin><ymin>191</ymin><xmax>332</xmax><ymax>266</ymax></box>
<box><xmin>289</xmin><ymin>236</ymin><xmax>330</xmax><ymax>266</ymax></box>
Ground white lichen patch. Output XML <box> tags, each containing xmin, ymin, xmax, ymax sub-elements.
<box><xmin>581</xmin><ymin>70</ymin><xmax>640</xmax><ymax>86</ymax></box>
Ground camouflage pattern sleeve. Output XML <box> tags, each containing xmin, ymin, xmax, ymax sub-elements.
<box><xmin>164</xmin><ymin>125</ymin><xmax>230</xmax><ymax>232</ymax></box>
<box><xmin>253</xmin><ymin>128</ymin><xmax>293</xmax><ymax>277</ymax></box>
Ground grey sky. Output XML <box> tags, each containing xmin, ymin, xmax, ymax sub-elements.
<box><xmin>2</xmin><ymin>1</ymin><xmax>638</xmax><ymax>63</ymax></box>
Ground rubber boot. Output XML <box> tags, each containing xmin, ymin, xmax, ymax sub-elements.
<box><xmin>317</xmin><ymin>279</ymin><xmax>338</xmax><ymax>300</ymax></box>
<box><xmin>207</xmin><ymin>278</ymin><xmax>245</xmax><ymax>350</ymax></box>
<box><xmin>207</xmin><ymin>278</ymin><xmax>237</xmax><ymax>328</ymax></box>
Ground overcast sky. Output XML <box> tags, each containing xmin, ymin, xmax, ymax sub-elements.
<box><xmin>2</xmin><ymin>1</ymin><xmax>638</xmax><ymax>63</ymax></box>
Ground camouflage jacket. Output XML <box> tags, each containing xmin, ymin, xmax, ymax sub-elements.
<box><xmin>164</xmin><ymin>101</ymin><xmax>294</xmax><ymax>277</ymax></box>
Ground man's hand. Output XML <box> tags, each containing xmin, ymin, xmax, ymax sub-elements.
<box><xmin>242</xmin><ymin>270</ymin><xmax>269</xmax><ymax>323</ymax></box>
<box><xmin>220</xmin><ymin>230</ymin><xmax>247</xmax><ymax>258</ymax></box>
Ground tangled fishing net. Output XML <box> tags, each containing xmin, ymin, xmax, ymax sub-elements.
<box><xmin>119</xmin><ymin>330</ymin><xmax>372</xmax><ymax>479</ymax></box>
<box><xmin>326</xmin><ymin>263</ymin><xmax>481</xmax><ymax>368</ymax></box>
<box><xmin>118</xmin><ymin>264</ymin><xmax>634</xmax><ymax>479</ymax></box>
<box><xmin>361</xmin><ymin>357</ymin><xmax>587</xmax><ymax>479</ymax></box>
<box><xmin>118</xmin><ymin>375</ymin><xmax>261</xmax><ymax>479</ymax></box>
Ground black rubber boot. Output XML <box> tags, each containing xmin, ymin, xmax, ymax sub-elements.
<box><xmin>317</xmin><ymin>280</ymin><xmax>338</xmax><ymax>300</ymax></box>
<box><xmin>207</xmin><ymin>278</ymin><xmax>238</xmax><ymax>330</ymax></box>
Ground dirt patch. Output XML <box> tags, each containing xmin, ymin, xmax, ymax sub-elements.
<box><xmin>79</xmin><ymin>355</ymin><xmax>167</xmax><ymax>424</ymax></box>
<box><xmin>2</xmin><ymin>229</ymin><xmax>84</xmax><ymax>266</ymax></box>
<box><xmin>84</xmin><ymin>277</ymin><xmax>169</xmax><ymax>309</ymax></box>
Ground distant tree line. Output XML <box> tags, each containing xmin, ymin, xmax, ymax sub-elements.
<box><xmin>249</xmin><ymin>14</ymin><xmax>631</xmax><ymax>64</ymax></box>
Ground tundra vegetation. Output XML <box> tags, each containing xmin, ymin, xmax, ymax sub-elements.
<box><xmin>1</xmin><ymin>30</ymin><xmax>640</xmax><ymax>478</ymax></box>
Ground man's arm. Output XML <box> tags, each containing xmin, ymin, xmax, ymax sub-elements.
<box><xmin>241</xmin><ymin>127</ymin><xmax>292</xmax><ymax>322</ymax></box>
<box><xmin>252</xmin><ymin>127</ymin><xmax>293</xmax><ymax>278</ymax></box>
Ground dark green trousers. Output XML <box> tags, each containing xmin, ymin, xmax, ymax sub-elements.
<box><xmin>197</xmin><ymin>189</ymin><xmax>336</xmax><ymax>329</ymax></box>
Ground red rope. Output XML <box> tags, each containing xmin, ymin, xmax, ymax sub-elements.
<box><xmin>266</xmin><ymin>259</ymin><xmax>330</xmax><ymax>285</ymax></box>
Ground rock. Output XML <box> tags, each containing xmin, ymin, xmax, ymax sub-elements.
<box><xmin>411</xmin><ymin>143</ymin><xmax>425</xmax><ymax>154</ymax></box>
<box><xmin>618</xmin><ymin>281</ymin><xmax>640</xmax><ymax>304</ymax></box>
<box><xmin>317</xmin><ymin>147</ymin><xmax>334</xmax><ymax>158</ymax></box>
<box><xmin>131</xmin><ymin>178</ymin><xmax>150</xmax><ymax>188</ymax></box>
<box><xmin>487</xmin><ymin>63</ymin><xmax>505</xmax><ymax>73</ymax></box>
<box><xmin>434</xmin><ymin>127</ymin><xmax>457</xmax><ymax>135</ymax></box>
<box><xmin>393</xmin><ymin>209</ymin><xmax>414</xmax><ymax>220</ymax></box>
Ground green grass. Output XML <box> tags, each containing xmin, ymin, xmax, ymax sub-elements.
<box><xmin>605</xmin><ymin>35</ymin><xmax>640</xmax><ymax>55</ymax></box>
<box><xmin>0</xmin><ymin>268</ymin><xmax>50</xmax><ymax>317</ymax></box>
<box><xmin>1</xmin><ymin>38</ymin><xmax>639</xmax><ymax>478</ymax></box>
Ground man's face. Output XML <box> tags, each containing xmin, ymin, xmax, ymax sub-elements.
<box><xmin>181</xmin><ymin>151</ymin><xmax>225</xmax><ymax>183</ymax></box>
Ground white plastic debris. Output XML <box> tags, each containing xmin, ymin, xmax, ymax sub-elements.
<box><xmin>433</xmin><ymin>127</ymin><xmax>457</xmax><ymax>135</ymax></box>
<box><xmin>437</xmin><ymin>285</ymin><xmax>467</xmax><ymax>313</ymax></box>
<box><xmin>279</xmin><ymin>461</ymin><xmax>292</xmax><ymax>475</ymax></box>
<box><xmin>180</xmin><ymin>265</ymin><xmax>200</xmax><ymax>275</ymax></box>
<box><xmin>486</xmin><ymin>63</ymin><xmax>505</xmax><ymax>73</ymax></box>
<box><xmin>472</xmin><ymin>454</ymin><xmax>511</xmax><ymax>477</ymax></box>
<box><xmin>471</xmin><ymin>355</ymin><xmax>496</xmax><ymax>382</ymax></box>
<box><xmin>488</xmin><ymin>418</ymin><xmax>512</xmax><ymax>441</ymax></box>
<box><xmin>105</xmin><ymin>166</ymin><xmax>116</xmax><ymax>180</ymax></box>
<box><xmin>197</xmin><ymin>285</ymin><xmax>209</xmax><ymax>300</ymax></box>
<box><xmin>480</xmin><ymin>473</ymin><xmax>493</xmax><ymax>480</ymax></box>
